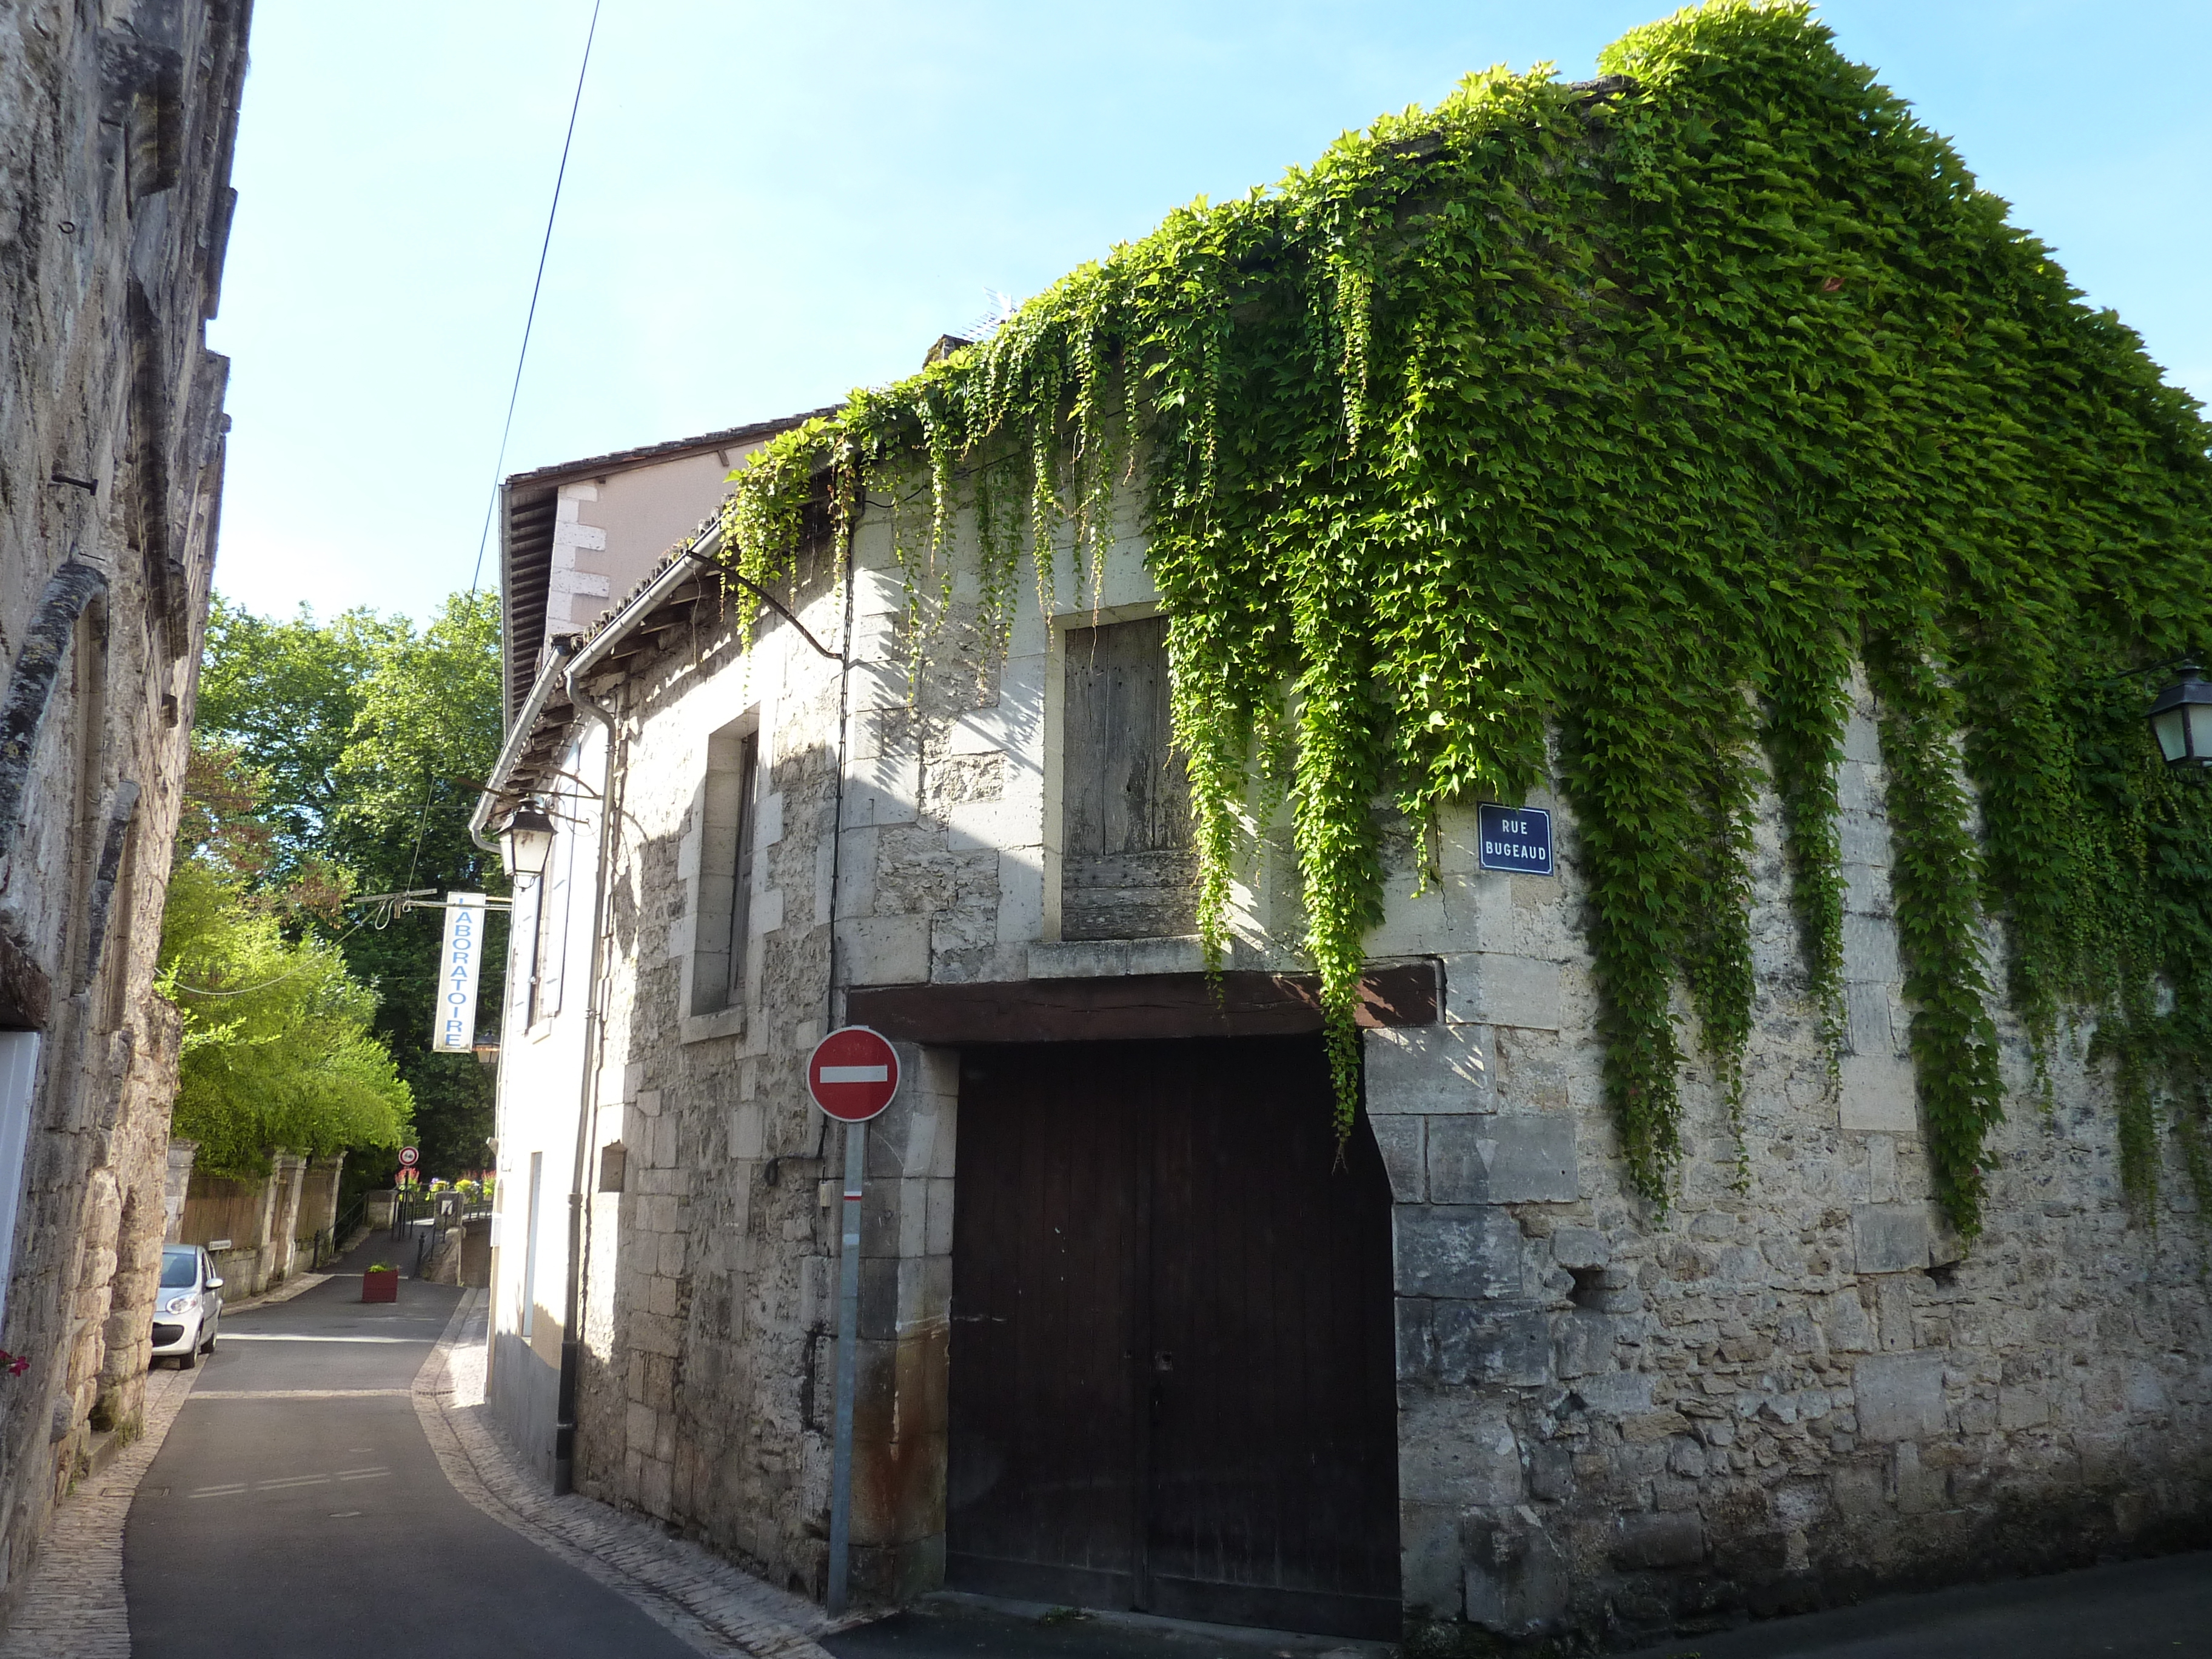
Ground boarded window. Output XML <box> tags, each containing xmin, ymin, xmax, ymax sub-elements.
<box><xmin>1062</xmin><ymin>617</ymin><xmax>1196</xmax><ymax>940</ymax></box>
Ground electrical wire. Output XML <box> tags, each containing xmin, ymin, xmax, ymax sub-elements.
<box><xmin>389</xmin><ymin>0</ymin><xmax>602</xmax><ymax>942</ymax></box>
<box><xmin>466</xmin><ymin>0</ymin><xmax>604</xmax><ymax>597</ymax></box>
<box><xmin>167</xmin><ymin>918</ymin><xmax>369</xmax><ymax>997</ymax></box>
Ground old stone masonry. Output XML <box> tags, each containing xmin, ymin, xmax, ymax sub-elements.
<box><xmin>480</xmin><ymin>427</ymin><xmax>2211</xmax><ymax>1651</ymax></box>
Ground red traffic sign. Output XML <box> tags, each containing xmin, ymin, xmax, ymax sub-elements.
<box><xmin>808</xmin><ymin>1027</ymin><xmax>900</xmax><ymax>1122</ymax></box>
<box><xmin>397</xmin><ymin>1147</ymin><xmax>420</xmax><ymax>1168</ymax></box>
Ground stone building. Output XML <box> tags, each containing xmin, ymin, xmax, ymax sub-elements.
<box><xmin>478</xmin><ymin>13</ymin><xmax>2212</xmax><ymax>1649</ymax></box>
<box><xmin>0</xmin><ymin>0</ymin><xmax>247</xmax><ymax>1620</ymax></box>
<box><xmin>481</xmin><ymin>496</ymin><xmax>2212</xmax><ymax>1643</ymax></box>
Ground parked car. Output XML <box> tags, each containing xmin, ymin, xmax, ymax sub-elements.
<box><xmin>152</xmin><ymin>1244</ymin><xmax>223</xmax><ymax>1368</ymax></box>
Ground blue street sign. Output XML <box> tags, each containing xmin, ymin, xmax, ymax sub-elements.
<box><xmin>1477</xmin><ymin>803</ymin><xmax>1553</xmax><ymax>876</ymax></box>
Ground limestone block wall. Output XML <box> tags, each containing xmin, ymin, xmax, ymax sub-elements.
<box><xmin>1373</xmin><ymin>680</ymin><xmax>2212</xmax><ymax>1644</ymax></box>
<box><xmin>512</xmin><ymin>466</ymin><xmax>2208</xmax><ymax>1643</ymax></box>
<box><xmin>161</xmin><ymin>1138</ymin><xmax>196</xmax><ymax>1242</ymax></box>
<box><xmin>553</xmin><ymin>578</ymin><xmax>853</xmax><ymax>1596</ymax></box>
<box><xmin>0</xmin><ymin>0</ymin><xmax>245</xmax><ymax>1624</ymax></box>
<box><xmin>297</xmin><ymin>1153</ymin><xmax>345</xmax><ymax>1244</ymax></box>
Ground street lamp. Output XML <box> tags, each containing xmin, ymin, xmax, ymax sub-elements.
<box><xmin>2147</xmin><ymin>663</ymin><xmax>2212</xmax><ymax>768</ymax></box>
<box><xmin>498</xmin><ymin>804</ymin><xmax>556</xmax><ymax>879</ymax></box>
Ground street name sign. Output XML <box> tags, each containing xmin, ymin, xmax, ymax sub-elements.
<box><xmin>1476</xmin><ymin>803</ymin><xmax>1553</xmax><ymax>876</ymax></box>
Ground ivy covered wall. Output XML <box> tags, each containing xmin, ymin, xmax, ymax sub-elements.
<box><xmin>716</xmin><ymin>0</ymin><xmax>2212</xmax><ymax>1238</ymax></box>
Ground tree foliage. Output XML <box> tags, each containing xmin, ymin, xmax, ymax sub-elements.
<box><xmin>160</xmin><ymin>748</ymin><xmax>411</xmax><ymax>1176</ymax></box>
<box><xmin>185</xmin><ymin>590</ymin><xmax>508</xmax><ymax>1178</ymax></box>
<box><xmin>711</xmin><ymin>1</ymin><xmax>2212</xmax><ymax>1236</ymax></box>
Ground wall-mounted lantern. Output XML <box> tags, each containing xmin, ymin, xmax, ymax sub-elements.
<box><xmin>498</xmin><ymin>804</ymin><xmax>556</xmax><ymax>879</ymax></box>
<box><xmin>2148</xmin><ymin>663</ymin><xmax>2212</xmax><ymax>768</ymax></box>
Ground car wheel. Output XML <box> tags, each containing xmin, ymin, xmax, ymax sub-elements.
<box><xmin>176</xmin><ymin>1343</ymin><xmax>197</xmax><ymax>1370</ymax></box>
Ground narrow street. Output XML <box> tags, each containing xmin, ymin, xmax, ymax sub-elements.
<box><xmin>0</xmin><ymin>1223</ymin><xmax>2187</xmax><ymax>1659</ymax></box>
<box><xmin>121</xmin><ymin>1238</ymin><xmax>698</xmax><ymax>1659</ymax></box>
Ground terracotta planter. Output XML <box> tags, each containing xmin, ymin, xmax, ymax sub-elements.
<box><xmin>361</xmin><ymin>1267</ymin><xmax>398</xmax><ymax>1304</ymax></box>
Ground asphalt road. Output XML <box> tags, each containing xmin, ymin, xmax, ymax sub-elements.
<box><xmin>122</xmin><ymin>1236</ymin><xmax>697</xmax><ymax>1659</ymax></box>
<box><xmin>116</xmin><ymin>1233</ymin><xmax>2212</xmax><ymax>1659</ymax></box>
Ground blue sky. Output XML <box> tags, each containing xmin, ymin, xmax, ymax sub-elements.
<box><xmin>206</xmin><ymin>1</ymin><xmax>2212</xmax><ymax>623</ymax></box>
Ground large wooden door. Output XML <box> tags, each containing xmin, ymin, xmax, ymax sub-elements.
<box><xmin>947</xmin><ymin>1037</ymin><xmax>1400</xmax><ymax>1639</ymax></box>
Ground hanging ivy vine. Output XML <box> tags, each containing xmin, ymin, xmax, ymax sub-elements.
<box><xmin>714</xmin><ymin>0</ymin><xmax>2212</xmax><ymax>1238</ymax></box>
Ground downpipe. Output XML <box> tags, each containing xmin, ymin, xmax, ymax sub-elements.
<box><xmin>553</xmin><ymin>662</ymin><xmax>621</xmax><ymax>1496</ymax></box>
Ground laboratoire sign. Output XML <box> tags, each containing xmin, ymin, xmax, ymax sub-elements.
<box><xmin>431</xmin><ymin>893</ymin><xmax>486</xmax><ymax>1053</ymax></box>
<box><xmin>1477</xmin><ymin>803</ymin><xmax>1554</xmax><ymax>876</ymax></box>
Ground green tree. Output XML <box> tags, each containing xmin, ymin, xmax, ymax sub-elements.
<box><xmin>195</xmin><ymin>602</ymin><xmax>401</xmax><ymax>884</ymax></box>
<box><xmin>159</xmin><ymin>748</ymin><xmax>412</xmax><ymax>1176</ymax></box>
<box><xmin>189</xmin><ymin>590</ymin><xmax>508</xmax><ymax>1178</ymax></box>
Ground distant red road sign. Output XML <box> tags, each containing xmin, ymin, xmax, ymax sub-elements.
<box><xmin>397</xmin><ymin>1147</ymin><xmax>420</xmax><ymax>1167</ymax></box>
<box><xmin>808</xmin><ymin>1028</ymin><xmax>900</xmax><ymax>1122</ymax></box>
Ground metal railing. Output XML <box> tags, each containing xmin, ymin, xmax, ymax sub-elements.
<box><xmin>387</xmin><ymin>1191</ymin><xmax>494</xmax><ymax>1273</ymax></box>
<box><xmin>293</xmin><ymin>1191</ymin><xmax>374</xmax><ymax>1272</ymax></box>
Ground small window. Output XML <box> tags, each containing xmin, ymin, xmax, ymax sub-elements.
<box><xmin>1062</xmin><ymin>616</ymin><xmax>1196</xmax><ymax>940</ymax></box>
<box><xmin>528</xmin><ymin>800</ymin><xmax>573</xmax><ymax>1027</ymax></box>
<box><xmin>691</xmin><ymin>724</ymin><xmax>760</xmax><ymax>1016</ymax></box>
<box><xmin>521</xmin><ymin>1150</ymin><xmax>545</xmax><ymax>1339</ymax></box>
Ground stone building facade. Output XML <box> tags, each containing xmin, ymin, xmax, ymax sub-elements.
<box><xmin>481</xmin><ymin>436</ymin><xmax>2210</xmax><ymax>1644</ymax></box>
<box><xmin>0</xmin><ymin>0</ymin><xmax>247</xmax><ymax>1622</ymax></box>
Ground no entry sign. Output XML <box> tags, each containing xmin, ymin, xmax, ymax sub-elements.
<box><xmin>808</xmin><ymin>1027</ymin><xmax>900</xmax><ymax>1122</ymax></box>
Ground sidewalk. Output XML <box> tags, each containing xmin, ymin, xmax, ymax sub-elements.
<box><xmin>1612</xmin><ymin>1547</ymin><xmax>2212</xmax><ymax>1658</ymax></box>
<box><xmin>0</xmin><ymin>1365</ymin><xmax>199</xmax><ymax>1658</ymax></box>
<box><xmin>412</xmin><ymin>1287</ymin><xmax>840</xmax><ymax>1659</ymax></box>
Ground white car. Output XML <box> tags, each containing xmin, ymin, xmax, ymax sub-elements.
<box><xmin>151</xmin><ymin>1244</ymin><xmax>223</xmax><ymax>1367</ymax></box>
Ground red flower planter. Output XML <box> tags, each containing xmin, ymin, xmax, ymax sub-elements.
<box><xmin>361</xmin><ymin>1267</ymin><xmax>399</xmax><ymax>1304</ymax></box>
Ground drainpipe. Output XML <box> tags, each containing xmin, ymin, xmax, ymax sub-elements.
<box><xmin>552</xmin><ymin>659</ymin><xmax>620</xmax><ymax>1496</ymax></box>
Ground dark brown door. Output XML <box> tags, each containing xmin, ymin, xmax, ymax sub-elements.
<box><xmin>947</xmin><ymin>1037</ymin><xmax>1400</xmax><ymax>1639</ymax></box>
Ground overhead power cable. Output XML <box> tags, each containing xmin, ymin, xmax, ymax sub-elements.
<box><xmin>467</xmin><ymin>0</ymin><xmax>604</xmax><ymax>597</ymax></box>
<box><xmin>389</xmin><ymin>0</ymin><xmax>600</xmax><ymax>935</ymax></box>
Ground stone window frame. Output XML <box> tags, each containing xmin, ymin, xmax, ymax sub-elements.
<box><xmin>1039</xmin><ymin>598</ymin><xmax>1164</xmax><ymax>945</ymax></box>
<box><xmin>679</xmin><ymin>711</ymin><xmax>763</xmax><ymax>1045</ymax></box>
<box><xmin>0</xmin><ymin>1033</ymin><xmax>37</xmax><ymax>1329</ymax></box>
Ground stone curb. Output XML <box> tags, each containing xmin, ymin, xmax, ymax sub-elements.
<box><xmin>0</xmin><ymin>1364</ymin><xmax>200</xmax><ymax>1657</ymax></box>
<box><xmin>412</xmin><ymin>1290</ymin><xmax>837</xmax><ymax>1659</ymax></box>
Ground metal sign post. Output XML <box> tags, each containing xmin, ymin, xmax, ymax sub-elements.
<box><xmin>827</xmin><ymin>1116</ymin><xmax>866</xmax><ymax>1615</ymax></box>
<box><xmin>806</xmin><ymin>1027</ymin><xmax>900</xmax><ymax>1618</ymax></box>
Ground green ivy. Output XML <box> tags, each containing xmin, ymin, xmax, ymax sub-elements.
<box><xmin>715</xmin><ymin>0</ymin><xmax>2212</xmax><ymax>1237</ymax></box>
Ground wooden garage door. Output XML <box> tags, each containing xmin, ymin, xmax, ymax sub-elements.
<box><xmin>947</xmin><ymin>1036</ymin><xmax>1399</xmax><ymax>1639</ymax></box>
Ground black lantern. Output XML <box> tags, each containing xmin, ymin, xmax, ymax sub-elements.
<box><xmin>2148</xmin><ymin>663</ymin><xmax>2212</xmax><ymax>768</ymax></box>
<box><xmin>499</xmin><ymin>803</ymin><xmax>557</xmax><ymax>878</ymax></box>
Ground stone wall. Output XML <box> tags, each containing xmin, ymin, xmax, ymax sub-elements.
<box><xmin>1373</xmin><ymin>678</ymin><xmax>2212</xmax><ymax>1646</ymax></box>
<box><xmin>0</xmin><ymin>0</ymin><xmax>246</xmax><ymax>1625</ymax></box>
<box><xmin>499</xmin><ymin>470</ymin><xmax>2210</xmax><ymax>1645</ymax></box>
<box><xmin>561</xmin><ymin>578</ymin><xmax>853</xmax><ymax>1598</ymax></box>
